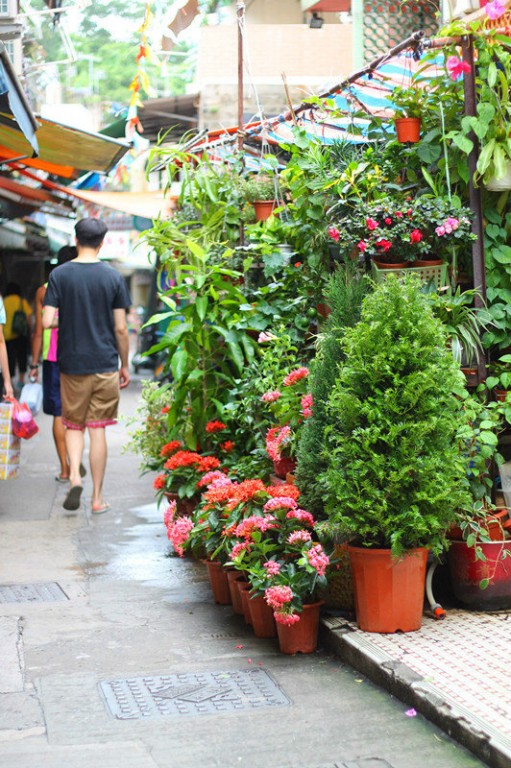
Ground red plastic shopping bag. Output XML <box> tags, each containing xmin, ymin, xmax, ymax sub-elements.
<box><xmin>10</xmin><ymin>397</ymin><xmax>39</xmax><ymax>440</ymax></box>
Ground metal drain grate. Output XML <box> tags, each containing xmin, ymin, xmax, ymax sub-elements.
<box><xmin>0</xmin><ymin>582</ymin><xmax>68</xmax><ymax>603</ymax></box>
<box><xmin>99</xmin><ymin>667</ymin><xmax>290</xmax><ymax>720</ymax></box>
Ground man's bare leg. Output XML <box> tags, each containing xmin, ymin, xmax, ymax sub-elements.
<box><xmin>88</xmin><ymin>426</ymin><xmax>107</xmax><ymax>510</ymax></box>
<box><xmin>54</xmin><ymin>416</ymin><xmax>70</xmax><ymax>480</ymax></box>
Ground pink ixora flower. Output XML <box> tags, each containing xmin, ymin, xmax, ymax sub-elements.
<box><xmin>263</xmin><ymin>496</ymin><xmax>298</xmax><ymax>512</ymax></box>
<box><xmin>163</xmin><ymin>500</ymin><xmax>177</xmax><ymax>528</ymax></box>
<box><xmin>446</xmin><ymin>55</ymin><xmax>471</xmax><ymax>81</ymax></box>
<box><xmin>307</xmin><ymin>543</ymin><xmax>330</xmax><ymax>577</ymax></box>
<box><xmin>287</xmin><ymin>509</ymin><xmax>315</xmax><ymax>527</ymax></box>
<box><xmin>231</xmin><ymin>541</ymin><xmax>251</xmax><ymax>559</ymax></box>
<box><xmin>261</xmin><ymin>390</ymin><xmax>282</xmax><ymax>403</ymax></box>
<box><xmin>486</xmin><ymin>0</ymin><xmax>506</xmax><ymax>20</ymax></box>
<box><xmin>366</xmin><ymin>217</ymin><xmax>379</xmax><ymax>231</ymax></box>
<box><xmin>274</xmin><ymin>611</ymin><xmax>301</xmax><ymax>626</ymax></box>
<box><xmin>301</xmin><ymin>393</ymin><xmax>313</xmax><ymax>419</ymax></box>
<box><xmin>435</xmin><ymin>225</ymin><xmax>446</xmax><ymax>237</ymax></box>
<box><xmin>283</xmin><ymin>367</ymin><xmax>309</xmax><ymax>387</ymax></box>
<box><xmin>288</xmin><ymin>529</ymin><xmax>312</xmax><ymax>545</ymax></box>
<box><xmin>263</xmin><ymin>560</ymin><xmax>281</xmax><ymax>576</ymax></box>
<box><xmin>327</xmin><ymin>226</ymin><xmax>340</xmax><ymax>242</ymax></box>
<box><xmin>166</xmin><ymin>516</ymin><xmax>193</xmax><ymax>557</ymax></box>
<box><xmin>264</xmin><ymin>585</ymin><xmax>293</xmax><ymax>610</ymax></box>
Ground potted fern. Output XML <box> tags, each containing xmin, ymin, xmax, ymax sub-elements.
<box><xmin>317</xmin><ymin>275</ymin><xmax>471</xmax><ymax>632</ymax></box>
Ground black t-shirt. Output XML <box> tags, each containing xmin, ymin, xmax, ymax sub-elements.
<box><xmin>44</xmin><ymin>261</ymin><xmax>131</xmax><ymax>375</ymax></box>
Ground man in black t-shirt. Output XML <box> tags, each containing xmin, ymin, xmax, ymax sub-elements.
<box><xmin>43</xmin><ymin>218</ymin><xmax>131</xmax><ymax>513</ymax></box>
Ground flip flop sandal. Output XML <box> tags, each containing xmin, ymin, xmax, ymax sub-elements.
<box><xmin>91</xmin><ymin>502</ymin><xmax>110</xmax><ymax>515</ymax></box>
<box><xmin>55</xmin><ymin>475</ymin><xmax>70</xmax><ymax>484</ymax></box>
<box><xmin>63</xmin><ymin>485</ymin><xmax>83</xmax><ymax>511</ymax></box>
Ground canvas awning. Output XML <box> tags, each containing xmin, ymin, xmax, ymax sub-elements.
<box><xmin>0</xmin><ymin>175</ymin><xmax>72</xmax><ymax>217</ymax></box>
<box><xmin>0</xmin><ymin>43</ymin><xmax>39</xmax><ymax>156</ymax></box>
<box><xmin>0</xmin><ymin>116</ymin><xmax>131</xmax><ymax>179</ymax></box>
<box><xmin>53</xmin><ymin>187</ymin><xmax>175</xmax><ymax>220</ymax></box>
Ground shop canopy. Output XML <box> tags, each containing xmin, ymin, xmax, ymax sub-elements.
<box><xmin>0</xmin><ymin>116</ymin><xmax>131</xmax><ymax>179</ymax></box>
<box><xmin>0</xmin><ymin>43</ymin><xmax>39</xmax><ymax>156</ymax></box>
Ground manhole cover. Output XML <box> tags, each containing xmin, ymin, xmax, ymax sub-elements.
<box><xmin>0</xmin><ymin>583</ymin><xmax>68</xmax><ymax>603</ymax></box>
<box><xmin>99</xmin><ymin>668</ymin><xmax>290</xmax><ymax>720</ymax></box>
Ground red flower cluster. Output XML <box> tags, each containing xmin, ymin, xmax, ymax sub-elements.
<box><xmin>283</xmin><ymin>367</ymin><xmax>309</xmax><ymax>387</ymax></box>
<box><xmin>266</xmin><ymin>483</ymin><xmax>300</xmax><ymax>500</ymax></box>
<box><xmin>160</xmin><ymin>440</ymin><xmax>182</xmax><ymax>457</ymax></box>
<box><xmin>153</xmin><ymin>473</ymin><xmax>166</xmax><ymax>490</ymax></box>
<box><xmin>197</xmin><ymin>456</ymin><xmax>221</xmax><ymax>473</ymax></box>
<box><xmin>221</xmin><ymin>440</ymin><xmax>235</xmax><ymax>453</ymax></box>
<box><xmin>205</xmin><ymin>420</ymin><xmax>227</xmax><ymax>433</ymax></box>
<box><xmin>164</xmin><ymin>450</ymin><xmax>201</xmax><ymax>470</ymax></box>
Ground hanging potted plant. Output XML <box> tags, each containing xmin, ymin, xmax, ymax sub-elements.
<box><xmin>317</xmin><ymin>275</ymin><xmax>471</xmax><ymax>633</ymax></box>
<box><xmin>243</xmin><ymin>173</ymin><xmax>277</xmax><ymax>221</ymax></box>
<box><xmin>389</xmin><ymin>85</ymin><xmax>428</xmax><ymax>144</ymax></box>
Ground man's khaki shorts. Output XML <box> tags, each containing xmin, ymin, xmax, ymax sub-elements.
<box><xmin>60</xmin><ymin>372</ymin><xmax>120</xmax><ymax>430</ymax></box>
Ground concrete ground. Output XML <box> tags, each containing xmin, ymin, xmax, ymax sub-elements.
<box><xmin>0</xmin><ymin>379</ymin><xmax>496</xmax><ymax>768</ymax></box>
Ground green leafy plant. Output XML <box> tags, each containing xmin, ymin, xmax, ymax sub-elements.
<box><xmin>389</xmin><ymin>84</ymin><xmax>429</xmax><ymax>119</ymax></box>
<box><xmin>144</xmin><ymin>242</ymin><xmax>257</xmax><ymax>446</ymax></box>
<box><xmin>318</xmin><ymin>275</ymin><xmax>472</xmax><ymax>557</ymax></box>
<box><xmin>124</xmin><ymin>380</ymin><xmax>173</xmax><ymax>473</ymax></box>
<box><xmin>243</xmin><ymin>173</ymin><xmax>277</xmax><ymax>202</ymax></box>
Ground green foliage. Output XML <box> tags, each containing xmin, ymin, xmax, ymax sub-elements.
<box><xmin>295</xmin><ymin>262</ymin><xmax>370</xmax><ymax>517</ymax></box>
<box><xmin>124</xmin><ymin>380</ymin><xmax>172</xmax><ymax>472</ymax></box>
<box><xmin>243</xmin><ymin>173</ymin><xmax>277</xmax><ymax>202</ymax></box>
<box><xmin>318</xmin><ymin>275</ymin><xmax>472</xmax><ymax>557</ymax></box>
<box><xmin>144</xmin><ymin>243</ymin><xmax>257</xmax><ymax>446</ymax></box>
<box><xmin>389</xmin><ymin>85</ymin><xmax>429</xmax><ymax>119</ymax></box>
<box><xmin>482</xmin><ymin>206</ymin><xmax>511</xmax><ymax>350</ymax></box>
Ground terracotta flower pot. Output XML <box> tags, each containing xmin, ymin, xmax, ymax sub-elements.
<box><xmin>226</xmin><ymin>570</ymin><xmax>245</xmax><ymax>615</ymax></box>
<box><xmin>272</xmin><ymin>456</ymin><xmax>296</xmax><ymax>480</ymax></box>
<box><xmin>203</xmin><ymin>560</ymin><xmax>232</xmax><ymax>605</ymax></box>
<box><xmin>394</xmin><ymin>116</ymin><xmax>421</xmax><ymax>143</ymax></box>
<box><xmin>348</xmin><ymin>546</ymin><xmax>428</xmax><ymax>633</ymax></box>
<box><xmin>247</xmin><ymin>592</ymin><xmax>276</xmax><ymax>638</ymax></box>
<box><xmin>252</xmin><ymin>200</ymin><xmax>275</xmax><ymax>221</ymax></box>
<box><xmin>495</xmin><ymin>388</ymin><xmax>510</xmax><ymax>402</ymax></box>
<box><xmin>275</xmin><ymin>602</ymin><xmax>323</xmax><ymax>654</ymax></box>
<box><xmin>372</xmin><ymin>259</ymin><xmax>410</xmax><ymax>270</ymax></box>
<box><xmin>237</xmin><ymin>582</ymin><xmax>252</xmax><ymax>625</ymax></box>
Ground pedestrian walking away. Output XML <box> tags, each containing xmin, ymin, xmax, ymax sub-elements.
<box><xmin>0</xmin><ymin>293</ymin><xmax>13</xmax><ymax>399</ymax></box>
<box><xmin>42</xmin><ymin>218</ymin><xmax>131</xmax><ymax>513</ymax></box>
<box><xmin>2</xmin><ymin>282</ymin><xmax>32</xmax><ymax>390</ymax></box>
<box><xmin>31</xmin><ymin>245</ymin><xmax>81</xmax><ymax>483</ymax></box>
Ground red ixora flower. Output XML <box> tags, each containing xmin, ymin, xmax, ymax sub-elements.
<box><xmin>161</xmin><ymin>405</ymin><xmax>170</xmax><ymax>414</ymax></box>
<box><xmin>410</xmin><ymin>229</ymin><xmax>423</xmax><ymax>244</ymax></box>
<box><xmin>221</xmin><ymin>440</ymin><xmax>235</xmax><ymax>453</ymax></box>
<box><xmin>205</xmin><ymin>420</ymin><xmax>227</xmax><ymax>433</ymax></box>
<box><xmin>164</xmin><ymin>450</ymin><xmax>201</xmax><ymax>470</ymax></box>
<box><xmin>197</xmin><ymin>455</ymin><xmax>221</xmax><ymax>473</ymax></box>
<box><xmin>153</xmin><ymin>473</ymin><xmax>167</xmax><ymax>490</ymax></box>
<box><xmin>160</xmin><ymin>440</ymin><xmax>182</xmax><ymax>457</ymax></box>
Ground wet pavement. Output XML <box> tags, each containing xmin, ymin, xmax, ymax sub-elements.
<box><xmin>0</xmin><ymin>380</ymin><xmax>497</xmax><ymax>767</ymax></box>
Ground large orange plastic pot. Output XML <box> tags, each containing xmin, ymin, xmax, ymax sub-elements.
<box><xmin>275</xmin><ymin>602</ymin><xmax>323</xmax><ymax>654</ymax></box>
<box><xmin>203</xmin><ymin>560</ymin><xmax>232</xmax><ymax>605</ymax></box>
<box><xmin>348</xmin><ymin>546</ymin><xmax>428</xmax><ymax>633</ymax></box>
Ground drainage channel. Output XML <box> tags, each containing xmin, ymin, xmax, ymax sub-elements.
<box><xmin>0</xmin><ymin>582</ymin><xmax>69</xmax><ymax>602</ymax></box>
<box><xmin>99</xmin><ymin>667</ymin><xmax>290</xmax><ymax>720</ymax></box>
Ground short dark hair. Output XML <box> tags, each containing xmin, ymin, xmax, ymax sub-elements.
<box><xmin>75</xmin><ymin>218</ymin><xmax>108</xmax><ymax>249</ymax></box>
<box><xmin>57</xmin><ymin>245</ymin><xmax>77</xmax><ymax>265</ymax></box>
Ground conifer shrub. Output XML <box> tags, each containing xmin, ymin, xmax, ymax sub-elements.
<box><xmin>318</xmin><ymin>274</ymin><xmax>471</xmax><ymax>558</ymax></box>
<box><xmin>295</xmin><ymin>261</ymin><xmax>369</xmax><ymax>516</ymax></box>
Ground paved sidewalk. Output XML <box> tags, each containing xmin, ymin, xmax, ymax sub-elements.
<box><xmin>322</xmin><ymin>609</ymin><xmax>511</xmax><ymax>768</ymax></box>
<box><xmin>0</xmin><ymin>380</ymin><xmax>505</xmax><ymax>768</ymax></box>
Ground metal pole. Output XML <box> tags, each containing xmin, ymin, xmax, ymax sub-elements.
<box><xmin>461</xmin><ymin>34</ymin><xmax>487</xmax><ymax>381</ymax></box>
<box><xmin>237</xmin><ymin>0</ymin><xmax>245</xmax><ymax>153</ymax></box>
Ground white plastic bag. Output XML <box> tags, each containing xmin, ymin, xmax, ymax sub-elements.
<box><xmin>19</xmin><ymin>381</ymin><xmax>43</xmax><ymax>416</ymax></box>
